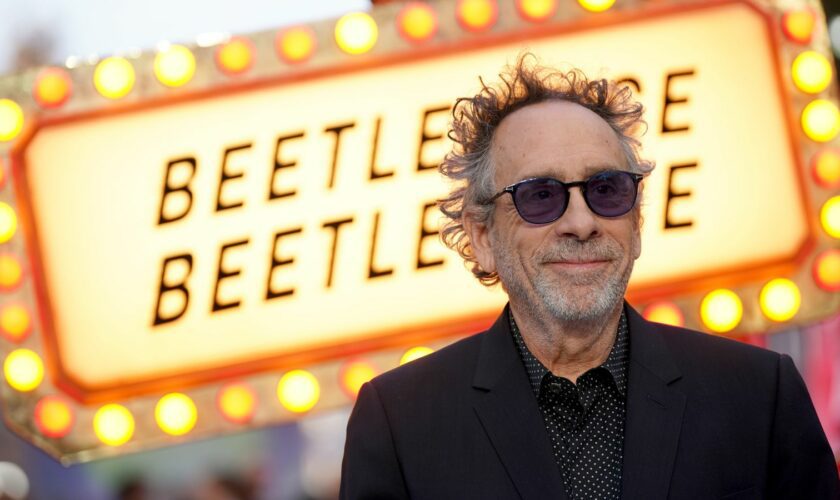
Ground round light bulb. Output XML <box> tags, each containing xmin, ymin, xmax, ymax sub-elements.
<box><xmin>0</xmin><ymin>254</ymin><xmax>23</xmax><ymax>290</ymax></box>
<box><xmin>802</xmin><ymin>99</ymin><xmax>840</xmax><ymax>142</ymax></box>
<box><xmin>457</xmin><ymin>0</ymin><xmax>499</xmax><ymax>31</ymax></box>
<box><xmin>0</xmin><ymin>99</ymin><xmax>24</xmax><ymax>142</ymax></box>
<box><xmin>340</xmin><ymin>361</ymin><xmax>378</xmax><ymax>398</ymax></box>
<box><xmin>398</xmin><ymin>3</ymin><xmax>438</xmax><ymax>42</ymax></box>
<box><xmin>782</xmin><ymin>9</ymin><xmax>815</xmax><ymax>44</ymax></box>
<box><xmin>517</xmin><ymin>0</ymin><xmax>557</xmax><ymax>22</ymax></box>
<box><xmin>276</xmin><ymin>26</ymin><xmax>317</xmax><ymax>63</ymax></box>
<box><xmin>820</xmin><ymin>195</ymin><xmax>840</xmax><ymax>238</ymax></box>
<box><xmin>94</xmin><ymin>57</ymin><xmax>135</xmax><ymax>99</ymax></box>
<box><xmin>814</xmin><ymin>249</ymin><xmax>840</xmax><ymax>291</ymax></box>
<box><xmin>578</xmin><ymin>0</ymin><xmax>616</xmax><ymax>13</ymax></box>
<box><xmin>0</xmin><ymin>304</ymin><xmax>31</xmax><ymax>342</ymax></box>
<box><xmin>35</xmin><ymin>396</ymin><xmax>74</xmax><ymax>438</ymax></box>
<box><xmin>93</xmin><ymin>404</ymin><xmax>135</xmax><ymax>446</ymax></box>
<box><xmin>335</xmin><ymin>13</ymin><xmax>378</xmax><ymax>55</ymax></box>
<box><xmin>812</xmin><ymin>149</ymin><xmax>840</xmax><ymax>187</ymax></box>
<box><xmin>277</xmin><ymin>370</ymin><xmax>320</xmax><ymax>413</ymax></box>
<box><xmin>155</xmin><ymin>393</ymin><xmax>198</xmax><ymax>436</ymax></box>
<box><xmin>759</xmin><ymin>278</ymin><xmax>801</xmax><ymax>322</ymax></box>
<box><xmin>642</xmin><ymin>302</ymin><xmax>685</xmax><ymax>327</ymax></box>
<box><xmin>217</xmin><ymin>382</ymin><xmax>257</xmax><ymax>424</ymax></box>
<box><xmin>791</xmin><ymin>51</ymin><xmax>833</xmax><ymax>94</ymax></box>
<box><xmin>700</xmin><ymin>289</ymin><xmax>743</xmax><ymax>333</ymax></box>
<box><xmin>154</xmin><ymin>45</ymin><xmax>196</xmax><ymax>88</ymax></box>
<box><xmin>4</xmin><ymin>349</ymin><xmax>44</xmax><ymax>392</ymax></box>
<box><xmin>400</xmin><ymin>346</ymin><xmax>435</xmax><ymax>365</ymax></box>
<box><xmin>216</xmin><ymin>37</ymin><xmax>254</xmax><ymax>75</ymax></box>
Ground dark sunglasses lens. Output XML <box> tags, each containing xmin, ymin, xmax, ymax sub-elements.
<box><xmin>513</xmin><ymin>179</ymin><xmax>567</xmax><ymax>223</ymax></box>
<box><xmin>585</xmin><ymin>171</ymin><xmax>638</xmax><ymax>217</ymax></box>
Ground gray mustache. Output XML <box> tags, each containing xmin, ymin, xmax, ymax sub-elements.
<box><xmin>538</xmin><ymin>241</ymin><xmax>621</xmax><ymax>262</ymax></box>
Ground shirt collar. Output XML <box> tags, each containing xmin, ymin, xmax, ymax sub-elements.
<box><xmin>509</xmin><ymin>309</ymin><xmax>630</xmax><ymax>397</ymax></box>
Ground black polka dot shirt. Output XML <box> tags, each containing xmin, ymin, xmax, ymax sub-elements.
<box><xmin>510</xmin><ymin>312</ymin><xmax>630</xmax><ymax>500</ymax></box>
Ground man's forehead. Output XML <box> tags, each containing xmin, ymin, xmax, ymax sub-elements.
<box><xmin>499</xmin><ymin>101</ymin><xmax>619</xmax><ymax>142</ymax></box>
<box><xmin>491</xmin><ymin>100</ymin><xmax>627</xmax><ymax>181</ymax></box>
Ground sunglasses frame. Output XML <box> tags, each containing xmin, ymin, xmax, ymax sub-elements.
<box><xmin>488</xmin><ymin>170</ymin><xmax>644</xmax><ymax>224</ymax></box>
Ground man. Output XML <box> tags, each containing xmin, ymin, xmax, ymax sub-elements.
<box><xmin>340</xmin><ymin>56</ymin><xmax>839</xmax><ymax>499</ymax></box>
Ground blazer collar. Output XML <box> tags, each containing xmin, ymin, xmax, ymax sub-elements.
<box><xmin>471</xmin><ymin>305</ymin><xmax>568</xmax><ymax>500</ymax></box>
<box><xmin>471</xmin><ymin>303</ymin><xmax>687</xmax><ymax>500</ymax></box>
<box><xmin>472</xmin><ymin>303</ymin><xmax>683</xmax><ymax>387</ymax></box>
<box><xmin>472</xmin><ymin>305</ymin><xmax>521</xmax><ymax>390</ymax></box>
<box><xmin>621</xmin><ymin>304</ymin><xmax>686</xmax><ymax>499</ymax></box>
<box><xmin>625</xmin><ymin>304</ymin><xmax>682</xmax><ymax>384</ymax></box>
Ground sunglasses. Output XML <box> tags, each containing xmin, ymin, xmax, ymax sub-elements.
<box><xmin>488</xmin><ymin>170</ymin><xmax>644</xmax><ymax>224</ymax></box>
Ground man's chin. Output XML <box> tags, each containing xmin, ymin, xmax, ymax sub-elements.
<box><xmin>536</xmin><ymin>287</ymin><xmax>624</xmax><ymax>323</ymax></box>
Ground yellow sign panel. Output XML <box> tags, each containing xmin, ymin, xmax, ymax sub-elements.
<box><xmin>16</xmin><ymin>2</ymin><xmax>810</xmax><ymax>398</ymax></box>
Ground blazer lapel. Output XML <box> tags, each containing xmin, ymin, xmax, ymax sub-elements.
<box><xmin>621</xmin><ymin>306</ymin><xmax>686</xmax><ymax>499</ymax></box>
<box><xmin>472</xmin><ymin>308</ymin><xmax>568</xmax><ymax>500</ymax></box>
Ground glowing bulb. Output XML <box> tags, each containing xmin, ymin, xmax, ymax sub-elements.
<box><xmin>154</xmin><ymin>45</ymin><xmax>196</xmax><ymax>88</ymax></box>
<box><xmin>802</xmin><ymin>99</ymin><xmax>840</xmax><ymax>142</ymax></box>
<box><xmin>457</xmin><ymin>0</ymin><xmax>498</xmax><ymax>32</ymax></box>
<box><xmin>814</xmin><ymin>249</ymin><xmax>840</xmax><ymax>291</ymax></box>
<box><xmin>820</xmin><ymin>195</ymin><xmax>840</xmax><ymax>238</ymax></box>
<box><xmin>276</xmin><ymin>26</ymin><xmax>316</xmax><ymax>63</ymax></box>
<box><xmin>0</xmin><ymin>202</ymin><xmax>16</xmax><ymax>243</ymax></box>
<box><xmin>217</xmin><ymin>382</ymin><xmax>257</xmax><ymax>424</ymax></box>
<box><xmin>93</xmin><ymin>404</ymin><xmax>134</xmax><ymax>446</ymax></box>
<box><xmin>155</xmin><ymin>393</ymin><xmax>197</xmax><ymax>436</ymax></box>
<box><xmin>93</xmin><ymin>57</ymin><xmax>135</xmax><ymax>99</ymax></box>
<box><xmin>340</xmin><ymin>360</ymin><xmax>378</xmax><ymax>398</ymax></box>
<box><xmin>0</xmin><ymin>304</ymin><xmax>30</xmax><ymax>342</ymax></box>
<box><xmin>335</xmin><ymin>13</ymin><xmax>378</xmax><ymax>55</ymax></box>
<box><xmin>759</xmin><ymin>278</ymin><xmax>801</xmax><ymax>322</ymax></box>
<box><xmin>398</xmin><ymin>3</ymin><xmax>438</xmax><ymax>42</ymax></box>
<box><xmin>216</xmin><ymin>37</ymin><xmax>254</xmax><ymax>75</ymax></box>
<box><xmin>400</xmin><ymin>346</ymin><xmax>435</xmax><ymax>365</ymax></box>
<box><xmin>4</xmin><ymin>349</ymin><xmax>44</xmax><ymax>392</ymax></box>
<box><xmin>0</xmin><ymin>99</ymin><xmax>24</xmax><ymax>142</ymax></box>
<box><xmin>782</xmin><ymin>9</ymin><xmax>815</xmax><ymax>44</ymax></box>
<box><xmin>33</xmin><ymin>68</ymin><xmax>72</xmax><ymax>109</ymax></box>
<box><xmin>0</xmin><ymin>254</ymin><xmax>23</xmax><ymax>290</ymax></box>
<box><xmin>642</xmin><ymin>302</ymin><xmax>685</xmax><ymax>327</ymax></box>
<box><xmin>792</xmin><ymin>51</ymin><xmax>833</xmax><ymax>94</ymax></box>
<box><xmin>578</xmin><ymin>0</ymin><xmax>616</xmax><ymax>13</ymax></box>
<box><xmin>34</xmin><ymin>396</ymin><xmax>74</xmax><ymax>438</ymax></box>
<box><xmin>277</xmin><ymin>370</ymin><xmax>319</xmax><ymax>413</ymax></box>
<box><xmin>516</xmin><ymin>0</ymin><xmax>557</xmax><ymax>22</ymax></box>
<box><xmin>700</xmin><ymin>289</ymin><xmax>743</xmax><ymax>333</ymax></box>
<box><xmin>812</xmin><ymin>149</ymin><xmax>840</xmax><ymax>187</ymax></box>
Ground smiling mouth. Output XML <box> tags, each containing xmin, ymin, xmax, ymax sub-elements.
<box><xmin>545</xmin><ymin>260</ymin><xmax>610</xmax><ymax>269</ymax></box>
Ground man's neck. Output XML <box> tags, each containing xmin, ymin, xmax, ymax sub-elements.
<box><xmin>509</xmin><ymin>301</ymin><xmax>623</xmax><ymax>383</ymax></box>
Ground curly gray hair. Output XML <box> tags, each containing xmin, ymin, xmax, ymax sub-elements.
<box><xmin>439</xmin><ymin>54</ymin><xmax>654</xmax><ymax>286</ymax></box>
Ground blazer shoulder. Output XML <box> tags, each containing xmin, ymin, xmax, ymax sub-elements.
<box><xmin>368</xmin><ymin>330</ymin><xmax>486</xmax><ymax>395</ymax></box>
<box><xmin>649</xmin><ymin>321</ymin><xmax>781</xmax><ymax>374</ymax></box>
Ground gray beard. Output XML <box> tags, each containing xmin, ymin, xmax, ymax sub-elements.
<box><xmin>532</xmin><ymin>261</ymin><xmax>630</xmax><ymax>323</ymax></box>
<box><xmin>497</xmin><ymin>238</ymin><xmax>633</xmax><ymax>325</ymax></box>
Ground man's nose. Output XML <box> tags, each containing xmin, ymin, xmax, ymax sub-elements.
<box><xmin>552</xmin><ymin>187</ymin><xmax>600</xmax><ymax>240</ymax></box>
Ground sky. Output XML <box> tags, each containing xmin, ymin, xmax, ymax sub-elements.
<box><xmin>0</xmin><ymin>0</ymin><xmax>371</xmax><ymax>74</ymax></box>
<box><xmin>1</xmin><ymin>0</ymin><xmax>838</xmax><ymax>75</ymax></box>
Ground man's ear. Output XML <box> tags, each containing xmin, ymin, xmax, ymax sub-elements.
<box><xmin>463</xmin><ymin>211</ymin><xmax>496</xmax><ymax>275</ymax></box>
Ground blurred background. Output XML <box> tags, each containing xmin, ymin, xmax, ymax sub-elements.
<box><xmin>0</xmin><ymin>0</ymin><xmax>839</xmax><ymax>499</ymax></box>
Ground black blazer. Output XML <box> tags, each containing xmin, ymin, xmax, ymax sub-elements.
<box><xmin>340</xmin><ymin>305</ymin><xmax>839</xmax><ymax>499</ymax></box>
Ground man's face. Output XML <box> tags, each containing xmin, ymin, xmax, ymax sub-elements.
<box><xmin>466</xmin><ymin>100</ymin><xmax>642</xmax><ymax>323</ymax></box>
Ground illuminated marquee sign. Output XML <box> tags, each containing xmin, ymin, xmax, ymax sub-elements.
<box><xmin>0</xmin><ymin>0</ymin><xmax>837</xmax><ymax>462</ymax></box>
